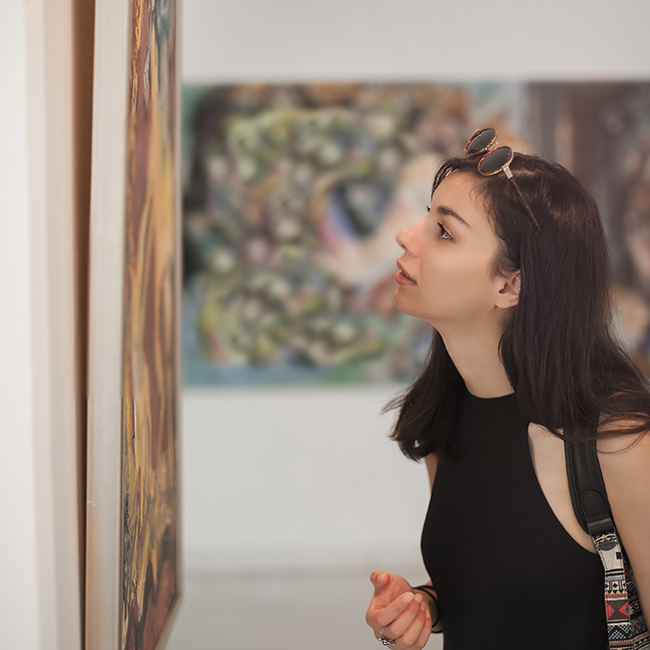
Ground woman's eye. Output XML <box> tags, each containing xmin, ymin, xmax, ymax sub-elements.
<box><xmin>437</xmin><ymin>222</ymin><xmax>452</xmax><ymax>240</ymax></box>
<box><xmin>426</xmin><ymin>205</ymin><xmax>431</xmax><ymax>214</ymax></box>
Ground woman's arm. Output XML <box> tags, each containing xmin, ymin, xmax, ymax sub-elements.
<box><xmin>425</xmin><ymin>454</ymin><xmax>438</xmax><ymax>491</ymax></box>
<box><xmin>365</xmin><ymin>454</ymin><xmax>443</xmax><ymax>646</ymax></box>
<box><xmin>598</xmin><ymin>431</ymin><xmax>650</xmax><ymax>622</ymax></box>
<box><xmin>419</xmin><ymin>454</ymin><xmax>443</xmax><ymax>632</ymax></box>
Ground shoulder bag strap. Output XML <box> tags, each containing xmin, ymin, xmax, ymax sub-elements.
<box><xmin>564</xmin><ymin>433</ymin><xmax>613</xmax><ymax>536</ymax></box>
<box><xmin>564</xmin><ymin>433</ymin><xmax>640</xmax><ymax>649</ymax></box>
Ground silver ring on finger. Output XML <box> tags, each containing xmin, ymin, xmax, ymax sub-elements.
<box><xmin>377</xmin><ymin>627</ymin><xmax>397</xmax><ymax>647</ymax></box>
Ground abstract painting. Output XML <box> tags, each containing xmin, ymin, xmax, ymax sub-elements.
<box><xmin>181</xmin><ymin>81</ymin><xmax>650</xmax><ymax>386</ymax></box>
<box><xmin>121</xmin><ymin>0</ymin><xmax>179</xmax><ymax>647</ymax></box>
<box><xmin>86</xmin><ymin>0</ymin><xmax>181</xmax><ymax>648</ymax></box>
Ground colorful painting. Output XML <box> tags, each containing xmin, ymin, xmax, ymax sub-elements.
<box><xmin>181</xmin><ymin>82</ymin><xmax>650</xmax><ymax>386</ymax></box>
<box><xmin>86</xmin><ymin>0</ymin><xmax>180</xmax><ymax>646</ymax></box>
<box><xmin>121</xmin><ymin>0</ymin><xmax>179</xmax><ymax>648</ymax></box>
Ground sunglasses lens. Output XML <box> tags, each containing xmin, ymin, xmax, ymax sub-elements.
<box><xmin>477</xmin><ymin>146</ymin><xmax>513</xmax><ymax>174</ymax></box>
<box><xmin>465</xmin><ymin>128</ymin><xmax>497</xmax><ymax>156</ymax></box>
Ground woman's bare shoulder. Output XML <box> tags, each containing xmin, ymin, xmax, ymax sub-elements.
<box><xmin>597</xmin><ymin>415</ymin><xmax>649</xmax><ymax>454</ymax></box>
<box><xmin>596</xmin><ymin>418</ymin><xmax>650</xmax><ymax>506</ymax></box>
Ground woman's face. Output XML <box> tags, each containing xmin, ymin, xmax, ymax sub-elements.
<box><xmin>394</xmin><ymin>171</ymin><xmax>513</xmax><ymax>331</ymax></box>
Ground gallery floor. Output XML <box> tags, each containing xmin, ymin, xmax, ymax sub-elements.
<box><xmin>165</xmin><ymin>568</ymin><xmax>444</xmax><ymax>650</ymax></box>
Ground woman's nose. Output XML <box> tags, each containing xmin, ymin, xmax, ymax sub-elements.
<box><xmin>396</xmin><ymin>227</ymin><xmax>409</xmax><ymax>252</ymax></box>
<box><xmin>396</xmin><ymin>223</ymin><xmax>418</xmax><ymax>254</ymax></box>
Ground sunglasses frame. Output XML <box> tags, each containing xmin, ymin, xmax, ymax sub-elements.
<box><xmin>465</xmin><ymin>128</ymin><xmax>541</xmax><ymax>231</ymax></box>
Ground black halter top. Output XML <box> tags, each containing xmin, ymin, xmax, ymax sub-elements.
<box><xmin>421</xmin><ymin>389</ymin><xmax>607</xmax><ymax>649</ymax></box>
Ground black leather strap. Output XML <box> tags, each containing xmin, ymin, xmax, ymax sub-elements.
<box><xmin>564</xmin><ymin>431</ymin><xmax>615</xmax><ymax>536</ymax></box>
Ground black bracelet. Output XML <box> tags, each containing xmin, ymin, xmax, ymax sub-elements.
<box><xmin>412</xmin><ymin>585</ymin><xmax>442</xmax><ymax>631</ymax></box>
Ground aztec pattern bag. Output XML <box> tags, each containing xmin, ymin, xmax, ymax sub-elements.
<box><xmin>592</xmin><ymin>530</ymin><xmax>649</xmax><ymax>648</ymax></box>
<box><xmin>565</xmin><ymin>436</ymin><xmax>649</xmax><ymax>650</ymax></box>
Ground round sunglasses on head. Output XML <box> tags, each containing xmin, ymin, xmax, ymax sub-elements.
<box><xmin>464</xmin><ymin>128</ymin><xmax>541</xmax><ymax>231</ymax></box>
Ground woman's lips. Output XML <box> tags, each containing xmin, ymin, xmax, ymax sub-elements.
<box><xmin>395</xmin><ymin>262</ymin><xmax>416</xmax><ymax>286</ymax></box>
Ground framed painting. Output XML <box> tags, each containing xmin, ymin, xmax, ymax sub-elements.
<box><xmin>181</xmin><ymin>81</ymin><xmax>650</xmax><ymax>387</ymax></box>
<box><xmin>86</xmin><ymin>0</ymin><xmax>182</xmax><ymax>648</ymax></box>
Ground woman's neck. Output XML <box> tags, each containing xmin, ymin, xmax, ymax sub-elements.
<box><xmin>439</xmin><ymin>321</ymin><xmax>513</xmax><ymax>399</ymax></box>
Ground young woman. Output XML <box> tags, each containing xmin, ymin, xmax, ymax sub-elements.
<box><xmin>365</xmin><ymin>129</ymin><xmax>650</xmax><ymax>650</ymax></box>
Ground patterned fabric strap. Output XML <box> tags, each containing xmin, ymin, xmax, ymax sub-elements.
<box><xmin>624</xmin><ymin>550</ymin><xmax>650</xmax><ymax>649</ymax></box>
<box><xmin>593</xmin><ymin>531</ymin><xmax>649</xmax><ymax>650</ymax></box>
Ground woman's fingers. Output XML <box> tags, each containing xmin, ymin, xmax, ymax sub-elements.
<box><xmin>398</xmin><ymin>603</ymin><xmax>430</xmax><ymax>649</ymax></box>
<box><xmin>367</xmin><ymin>591</ymin><xmax>412</xmax><ymax>629</ymax></box>
<box><xmin>378</xmin><ymin>593</ymin><xmax>424</xmax><ymax>641</ymax></box>
<box><xmin>412</xmin><ymin>606</ymin><xmax>432</xmax><ymax>648</ymax></box>
<box><xmin>369</xmin><ymin>571</ymin><xmax>390</xmax><ymax>595</ymax></box>
<box><xmin>395</xmin><ymin>602</ymin><xmax>431</xmax><ymax>649</ymax></box>
<box><xmin>373</xmin><ymin>591</ymin><xmax>420</xmax><ymax>629</ymax></box>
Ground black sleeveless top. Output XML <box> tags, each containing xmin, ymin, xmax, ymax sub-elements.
<box><xmin>421</xmin><ymin>390</ymin><xmax>608</xmax><ymax>649</ymax></box>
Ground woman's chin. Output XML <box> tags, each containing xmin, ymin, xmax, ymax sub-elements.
<box><xmin>394</xmin><ymin>290</ymin><xmax>440</xmax><ymax>326</ymax></box>
<box><xmin>393</xmin><ymin>288</ymin><xmax>415</xmax><ymax>316</ymax></box>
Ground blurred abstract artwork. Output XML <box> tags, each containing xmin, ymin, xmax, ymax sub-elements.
<box><xmin>182</xmin><ymin>82</ymin><xmax>650</xmax><ymax>386</ymax></box>
<box><xmin>121</xmin><ymin>0</ymin><xmax>180</xmax><ymax>648</ymax></box>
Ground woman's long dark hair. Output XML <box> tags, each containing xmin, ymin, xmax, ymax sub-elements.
<box><xmin>389</xmin><ymin>153</ymin><xmax>650</xmax><ymax>461</ymax></box>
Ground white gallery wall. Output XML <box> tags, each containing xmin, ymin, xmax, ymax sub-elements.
<box><xmin>180</xmin><ymin>0</ymin><xmax>650</xmax><ymax>574</ymax></box>
<box><xmin>1</xmin><ymin>1</ymin><xmax>83</xmax><ymax>649</ymax></box>
<box><xmin>183</xmin><ymin>0</ymin><xmax>650</xmax><ymax>84</ymax></box>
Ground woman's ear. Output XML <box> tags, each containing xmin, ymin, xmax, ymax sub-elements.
<box><xmin>496</xmin><ymin>271</ymin><xmax>520</xmax><ymax>309</ymax></box>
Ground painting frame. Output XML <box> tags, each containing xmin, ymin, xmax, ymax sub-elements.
<box><xmin>86</xmin><ymin>0</ymin><xmax>182</xmax><ymax>648</ymax></box>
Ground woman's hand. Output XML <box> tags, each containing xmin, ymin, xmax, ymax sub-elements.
<box><xmin>365</xmin><ymin>571</ymin><xmax>432</xmax><ymax>648</ymax></box>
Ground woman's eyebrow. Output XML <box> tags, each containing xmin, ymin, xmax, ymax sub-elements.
<box><xmin>437</xmin><ymin>205</ymin><xmax>471</xmax><ymax>228</ymax></box>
